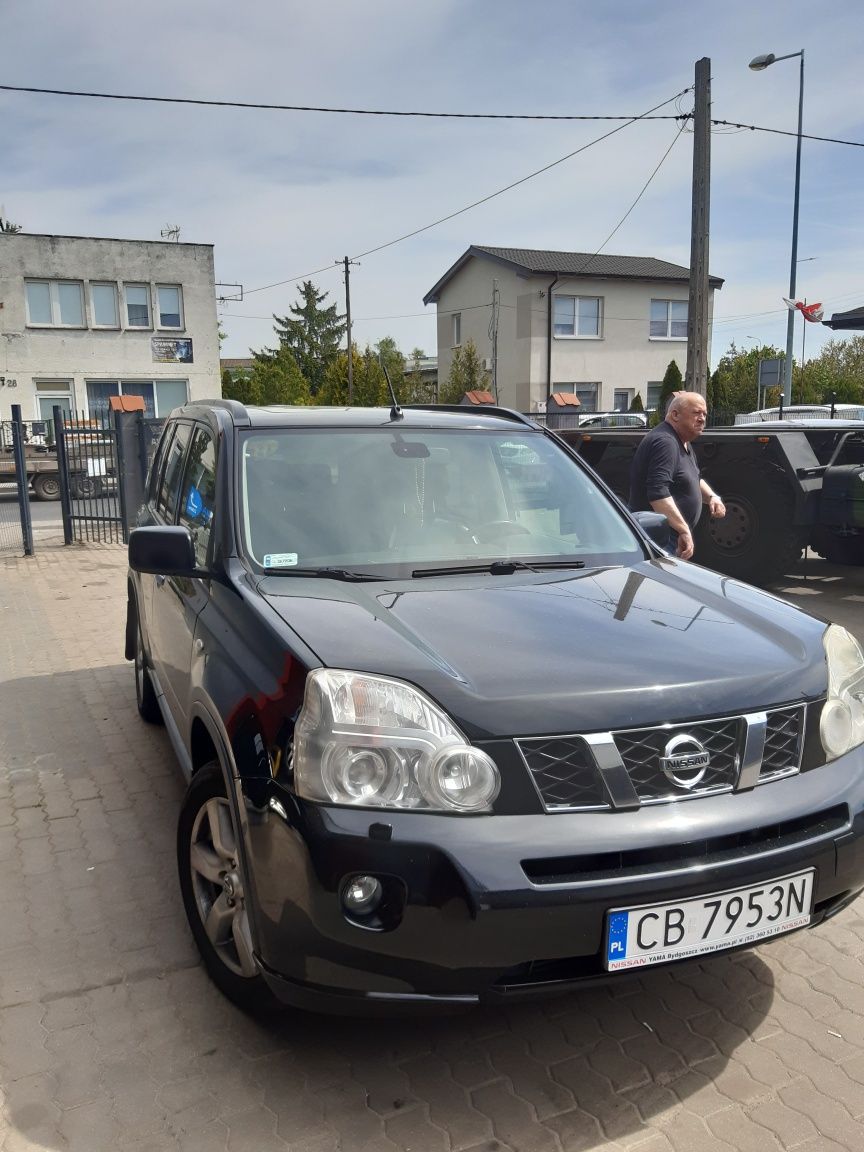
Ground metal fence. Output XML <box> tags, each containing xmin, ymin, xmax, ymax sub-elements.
<box><xmin>59</xmin><ymin>410</ymin><xmax>123</xmax><ymax>543</ymax></box>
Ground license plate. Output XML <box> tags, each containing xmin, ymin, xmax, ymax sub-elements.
<box><xmin>605</xmin><ymin>869</ymin><xmax>814</xmax><ymax>972</ymax></box>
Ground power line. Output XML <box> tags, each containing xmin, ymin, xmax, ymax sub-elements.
<box><xmin>240</xmin><ymin>85</ymin><xmax>693</xmax><ymax>295</ymax></box>
<box><xmin>3</xmin><ymin>82</ymin><xmax>861</xmax><ymax>147</ymax></box>
<box><xmin>0</xmin><ymin>82</ymin><xmax>690</xmax><ymax>122</ymax></box>
<box><xmin>351</xmin><ymin>87</ymin><xmax>692</xmax><ymax>261</ymax></box>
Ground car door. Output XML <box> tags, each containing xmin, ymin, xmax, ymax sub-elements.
<box><xmin>150</xmin><ymin>422</ymin><xmax>218</xmax><ymax>734</ymax></box>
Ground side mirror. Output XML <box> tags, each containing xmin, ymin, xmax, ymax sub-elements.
<box><xmin>129</xmin><ymin>526</ymin><xmax>197</xmax><ymax>575</ymax></box>
<box><xmin>632</xmin><ymin>511</ymin><xmax>671</xmax><ymax>551</ymax></box>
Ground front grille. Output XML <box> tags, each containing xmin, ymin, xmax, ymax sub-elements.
<box><xmin>516</xmin><ymin>736</ymin><xmax>609</xmax><ymax>810</ymax></box>
<box><xmin>615</xmin><ymin>718</ymin><xmax>740</xmax><ymax>801</ymax></box>
<box><xmin>517</xmin><ymin>705</ymin><xmax>807</xmax><ymax>812</ymax></box>
<box><xmin>762</xmin><ymin>706</ymin><xmax>805</xmax><ymax>781</ymax></box>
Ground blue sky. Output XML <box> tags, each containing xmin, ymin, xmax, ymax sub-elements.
<box><xmin>3</xmin><ymin>0</ymin><xmax>863</xmax><ymax>368</ymax></box>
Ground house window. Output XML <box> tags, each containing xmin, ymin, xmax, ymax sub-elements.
<box><xmin>452</xmin><ymin>313</ymin><xmax>461</xmax><ymax>347</ymax></box>
<box><xmin>91</xmin><ymin>282</ymin><xmax>119</xmax><ymax>328</ymax></box>
<box><xmin>650</xmin><ymin>299</ymin><xmax>688</xmax><ymax>339</ymax></box>
<box><xmin>125</xmin><ymin>283</ymin><xmax>152</xmax><ymax>327</ymax></box>
<box><xmin>25</xmin><ymin>280</ymin><xmax>85</xmax><ymax>327</ymax></box>
<box><xmin>553</xmin><ymin>296</ymin><xmax>602</xmax><ymax>338</ymax></box>
<box><xmin>613</xmin><ymin>389</ymin><xmax>633</xmax><ymax>412</ymax></box>
<box><xmin>86</xmin><ymin>378</ymin><xmax>188</xmax><ymax>419</ymax></box>
<box><xmin>157</xmin><ymin>285</ymin><xmax>183</xmax><ymax>329</ymax></box>
<box><xmin>647</xmin><ymin>382</ymin><xmax>662</xmax><ymax>410</ymax></box>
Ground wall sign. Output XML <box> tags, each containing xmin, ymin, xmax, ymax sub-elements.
<box><xmin>152</xmin><ymin>337</ymin><xmax>193</xmax><ymax>363</ymax></box>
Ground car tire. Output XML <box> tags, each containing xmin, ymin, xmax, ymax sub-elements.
<box><xmin>694</xmin><ymin>459</ymin><xmax>807</xmax><ymax>586</ymax></box>
<box><xmin>177</xmin><ymin>763</ymin><xmax>275</xmax><ymax>1014</ymax></box>
<box><xmin>134</xmin><ymin>624</ymin><xmax>163</xmax><ymax>725</ymax></box>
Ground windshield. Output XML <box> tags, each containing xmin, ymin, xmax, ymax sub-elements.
<box><xmin>238</xmin><ymin>426</ymin><xmax>644</xmax><ymax>575</ymax></box>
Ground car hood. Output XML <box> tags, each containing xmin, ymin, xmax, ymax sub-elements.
<box><xmin>257</xmin><ymin>559</ymin><xmax>828</xmax><ymax>739</ymax></box>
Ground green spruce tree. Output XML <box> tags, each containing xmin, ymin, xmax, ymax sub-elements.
<box><xmin>271</xmin><ymin>281</ymin><xmax>346</xmax><ymax>396</ymax></box>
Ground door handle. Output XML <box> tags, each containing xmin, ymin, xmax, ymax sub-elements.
<box><xmin>155</xmin><ymin>574</ymin><xmax>166</xmax><ymax>587</ymax></box>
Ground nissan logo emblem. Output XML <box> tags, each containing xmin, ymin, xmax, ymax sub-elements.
<box><xmin>660</xmin><ymin>733</ymin><xmax>711</xmax><ymax>790</ymax></box>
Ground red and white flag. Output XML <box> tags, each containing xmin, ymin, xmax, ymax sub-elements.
<box><xmin>782</xmin><ymin>297</ymin><xmax>824</xmax><ymax>323</ymax></box>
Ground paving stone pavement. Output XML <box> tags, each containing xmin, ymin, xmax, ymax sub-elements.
<box><xmin>4</xmin><ymin>543</ymin><xmax>864</xmax><ymax>1151</ymax></box>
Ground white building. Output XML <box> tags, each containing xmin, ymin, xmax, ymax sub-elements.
<box><xmin>0</xmin><ymin>233</ymin><xmax>221</xmax><ymax>422</ymax></box>
<box><xmin>423</xmin><ymin>246</ymin><xmax>723</xmax><ymax>413</ymax></box>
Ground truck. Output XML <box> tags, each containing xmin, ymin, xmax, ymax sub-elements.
<box><xmin>0</xmin><ymin>429</ymin><xmax>108</xmax><ymax>501</ymax></box>
<box><xmin>558</xmin><ymin>419</ymin><xmax>864</xmax><ymax>586</ymax></box>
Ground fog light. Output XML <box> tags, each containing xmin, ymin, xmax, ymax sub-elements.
<box><xmin>342</xmin><ymin>874</ymin><xmax>383</xmax><ymax>916</ymax></box>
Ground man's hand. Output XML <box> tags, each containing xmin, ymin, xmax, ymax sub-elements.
<box><xmin>708</xmin><ymin>495</ymin><xmax>726</xmax><ymax>519</ymax></box>
<box><xmin>677</xmin><ymin>528</ymin><xmax>694</xmax><ymax>560</ymax></box>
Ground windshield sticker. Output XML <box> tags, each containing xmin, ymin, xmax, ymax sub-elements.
<box><xmin>263</xmin><ymin>553</ymin><xmax>299</xmax><ymax>569</ymax></box>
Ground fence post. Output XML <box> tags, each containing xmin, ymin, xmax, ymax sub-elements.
<box><xmin>114</xmin><ymin>408</ymin><xmax>131</xmax><ymax>544</ymax></box>
<box><xmin>53</xmin><ymin>405</ymin><xmax>74</xmax><ymax>545</ymax></box>
<box><xmin>10</xmin><ymin>405</ymin><xmax>34</xmax><ymax>556</ymax></box>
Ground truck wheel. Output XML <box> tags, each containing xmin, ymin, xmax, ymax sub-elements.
<box><xmin>694</xmin><ymin>460</ymin><xmax>807</xmax><ymax>586</ymax></box>
<box><xmin>32</xmin><ymin>473</ymin><xmax>61</xmax><ymax>501</ymax></box>
<box><xmin>72</xmin><ymin>476</ymin><xmax>104</xmax><ymax>499</ymax></box>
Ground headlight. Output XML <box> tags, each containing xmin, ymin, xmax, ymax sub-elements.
<box><xmin>293</xmin><ymin>670</ymin><xmax>500</xmax><ymax>813</ymax></box>
<box><xmin>820</xmin><ymin>625</ymin><xmax>864</xmax><ymax>760</ymax></box>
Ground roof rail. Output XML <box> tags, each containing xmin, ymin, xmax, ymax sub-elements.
<box><xmin>185</xmin><ymin>398</ymin><xmax>251</xmax><ymax>425</ymax></box>
<box><xmin>402</xmin><ymin>403</ymin><xmax>539</xmax><ymax>428</ymax></box>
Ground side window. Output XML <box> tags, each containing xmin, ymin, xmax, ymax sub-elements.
<box><xmin>178</xmin><ymin>426</ymin><xmax>217</xmax><ymax>567</ymax></box>
<box><xmin>157</xmin><ymin>422</ymin><xmax>192</xmax><ymax>521</ymax></box>
<box><xmin>148</xmin><ymin>423</ymin><xmax>175</xmax><ymax>503</ymax></box>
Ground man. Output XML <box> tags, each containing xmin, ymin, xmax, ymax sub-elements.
<box><xmin>629</xmin><ymin>391</ymin><xmax>725</xmax><ymax>560</ymax></box>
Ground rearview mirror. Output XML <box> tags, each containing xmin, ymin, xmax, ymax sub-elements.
<box><xmin>632</xmin><ymin>511</ymin><xmax>671</xmax><ymax>551</ymax></box>
<box><xmin>129</xmin><ymin>526</ymin><xmax>198</xmax><ymax>575</ymax></box>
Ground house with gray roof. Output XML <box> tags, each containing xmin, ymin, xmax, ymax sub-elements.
<box><xmin>423</xmin><ymin>246</ymin><xmax>723</xmax><ymax>413</ymax></box>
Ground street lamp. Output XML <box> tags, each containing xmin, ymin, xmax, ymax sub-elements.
<box><xmin>749</xmin><ymin>49</ymin><xmax>805</xmax><ymax>408</ymax></box>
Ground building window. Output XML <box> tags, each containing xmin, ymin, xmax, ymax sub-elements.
<box><xmin>553</xmin><ymin>296</ymin><xmax>602</xmax><ymax>338</ymax></box>
<box><xmin>553</xmin><ymin>382</ymin><xmax>600</xmax><ymax>411</ymax></box>
<box><xmin>646</xmin><ymin>382</ymin><xmax>662</xmax><ymax>410</ymax></box>
<box><xmin>452</xmin><ymin>313</ymin><xmax>461</xmax><ymax>347</ymax></box>
<box><xmin>25</xmin><ymin>280</ymin><xmax>85</xmax><ymax>327</ymax></box>
<box><xmin>613</xmin><ymin>389</ymin><xmax>633</xmax><ymax>412</ymax></box>
<box><xmin>157</xmin><ymin>285</ymin><xmax>183</xmax><ymax>329</ymax></box>
<box><xmin>650</xmin><ymin>299</ymin><xmax>688</xmax><ymax>339</ymax></box>
<box><xmin>86</xmin><ymin>378</ymin><xmax>188</xmax><ymax>419</ymax></box>
<box><xmin>90</xmin><ymin>282</ymin><xmax>119</xmax><ymax>328</ymax></box>
<box><xmin>125</xmin><ymin>284</ymin><xmax>152</xmax><ymax>328</ymax></box>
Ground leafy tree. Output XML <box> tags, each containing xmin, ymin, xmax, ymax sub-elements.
<box><xmin>629</xmin><ymin>392</ymin><xmax>644</xmax><ymax>413</ymax></box>
<box><xmin>271</xmin><ymin>281</ymin><xmax>346</xmax><ymax>395</ymax></box>
<box><xmin>439</xmin><ymin>339</ymin><xmax>488</xmax><ymax>405</ymax></box>
<box><xmin>404</xmin><ymin>347</ymin><xmax>434</xmax><ymax>403</ymax></box>
<box><xmin>374</xmin><ymin>336</ymin><xmax>406</xmax><ymax>400</ymax></box>
<box><xmin>221</xmin><ymin>367</ymin><xmax>262</xmax><ymax>406</ymax></box>
<box><xmin>709</xmin><ymin>342</ymin><xmax>783</xmax><ymax>415</ymax></box>
<box><xmin>797</xmin><ymin>335</ymin><xmax>864</xmax><ymax>403</ymax></box>
<box><xmin>658</xmin><ymin>360</ymin><xmax>683</xmax><ymax>414</ymax></box>
<box><xmin>317</xmin><ymin>346</ymin><xmax>388</xmax><ymax>407</ymax></box>
<box><xmin>247</xmin><ymin>345</ymin><xmax>310</xmax><ymax>405</ymax></box>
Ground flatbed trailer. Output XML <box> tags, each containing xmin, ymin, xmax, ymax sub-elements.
<box><xmin>558</xmin><ymin>420</ymin><xmax>864</xmax><ymax>586</ymax></box>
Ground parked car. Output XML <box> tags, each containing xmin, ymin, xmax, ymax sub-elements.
<box><xmin>578</xmin><ymin>412</ymin><xmax>648</xmax><ymax>428</ymax></box>
<box><xmin>126</xmin><ymin>400</ymin><xmax>864</xmax><ymax>1013</ymax></box>
<box><xmin>734</xmin><ymin>404</ymin><xmax>864</xmax><ymax>424</ymax></box>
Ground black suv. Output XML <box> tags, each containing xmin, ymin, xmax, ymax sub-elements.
<box><xmin>126</xmin><ymin>399</ymin><xmax>864</xmax><ymax>1013</ymax></box>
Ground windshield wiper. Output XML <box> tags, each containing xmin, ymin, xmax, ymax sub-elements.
<box><xmin>411</xmin><ymin>559</ymin><xmax>586</xmax><ymax>578</ymax></box>
<box><xmin>262</xmin><ymin>566</ymin><xmax>387</xmax><ymax>582</ymax></box>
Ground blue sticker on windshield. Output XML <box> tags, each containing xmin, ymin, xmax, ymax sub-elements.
<box><xmin>185</xmin><ymin>485</ymin><xmax>203</xmax><ymax>518</ymax></box>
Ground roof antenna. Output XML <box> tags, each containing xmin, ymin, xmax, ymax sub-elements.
<box><xmin>381</xmin><ymin>361</ymin><xmax>403</xmax><ymax>421</ymax></box>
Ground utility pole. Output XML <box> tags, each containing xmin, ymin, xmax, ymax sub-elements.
<box><xmin>339</xmin><ymin>257</ymin><xmax>359</xmax><ymax>403</ymax></box>
<box><xmin>489</xmin><ymin>279</ymin><xmax>500</xmax><ymax>402</ymax></box>
<box><xmin>685</xmin><ymin>57</ymin><xmax>711</xmax><ymax>398</ymax></box>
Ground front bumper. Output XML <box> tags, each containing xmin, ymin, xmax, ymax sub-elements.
<box><xmin>242</xmin><ymin>748</ymin><xmax>864</xmax><ymax>1013</ymax></box>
